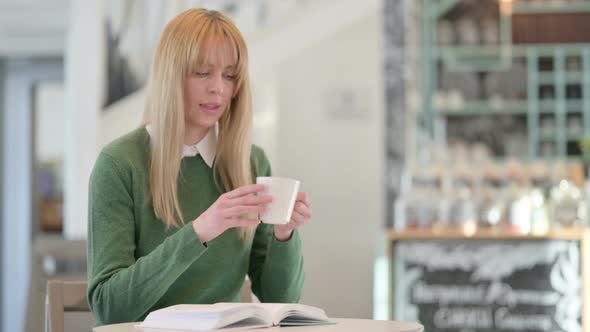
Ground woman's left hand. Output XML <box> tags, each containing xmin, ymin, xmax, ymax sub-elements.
<box><xmin>274</xmin><ymin>192</ymin><xmax>312</xmax><ymax>241</ymax></box>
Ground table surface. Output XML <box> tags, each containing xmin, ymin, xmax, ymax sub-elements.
<box><xmin>93</xmin><ymin>318</ymin><xmax>424</xmax><ymax>332</ymax></box>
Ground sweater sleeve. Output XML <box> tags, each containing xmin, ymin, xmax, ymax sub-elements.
<box><xmin>247</xmin><ymin>146</ymin><xmax>305</xmax><ymax>302</ymax></box>
<box><xmin>87</xmin><ymin>152</ymin><xmax>208</xmax><ymax>325</ymax></box>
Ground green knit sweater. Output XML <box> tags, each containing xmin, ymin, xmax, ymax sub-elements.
<box><xmin>87</xmin><ymin>128</ymin><xmax>304</xmax><ymax>326</ymax></box>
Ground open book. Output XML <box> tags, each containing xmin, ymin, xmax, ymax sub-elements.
<box><xmin>136</xmin><ymin>302</ymin><xmax>335</xmax><ymax>331</ymax></box>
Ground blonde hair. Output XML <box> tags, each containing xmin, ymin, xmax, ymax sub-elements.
<box><xmin>143</xmin><ymin>8</ymin><xmax>254</xmax><ymax>238</ymax></box>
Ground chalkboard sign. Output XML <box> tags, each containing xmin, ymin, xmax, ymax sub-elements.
<box><xmin>392</xmin><ymin>240</ymin><xmax>582</xmax><ymax>332</ymax></box>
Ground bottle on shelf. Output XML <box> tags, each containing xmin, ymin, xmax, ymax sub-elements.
<box><xmin>549</xmin><ymin>161</ymin><xmax>587</xmax><ymax>228</ymax></box>
<box><xmin>457</xmin><ymin>17</ymin><xmax>480</xmax><ymax>46</ymax></box>
<box><xmin>477</xmin><ymin>163</ymin><xmax>506</xmax><ymax>230</ymax></box>
<box><xmin>437</xmin><ymin>20</ymin><xmax>455</xmax><ymax>46</ymax></box>
<box><xmin>566</xmin><ymin>56</ymin><xmax>581</xmax><ymax>72</ymax></box>
<box><xmin>446</xmin><ymin>173</ymin><xmax>477</xmax><ymax>234</ymax></box>
<box><xmin>444</xmin><ymin>145</ymin><xmax>478</xmax><ymax>234</ymax></box>
<box><xmin>502</xmin><ymin>159</ymin><xmax>533</xmax><ymax>234</ymax></box>
<box><xmin>529</xmin><ymin>161</ymin><xmax>551</xmax><ymax>235</ymax></box>
<box><xmin>481</xmin><ymin>17</ymin><xmax>499</xmax><ymax>45</ymax></box>
<box><xmin>394</xmin><ymin>164</ymin><xmax>446</xmax><ymax>230</ymax></box>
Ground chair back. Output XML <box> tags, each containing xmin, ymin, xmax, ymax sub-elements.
<box><xmin>45</xmin><ymin>280</ymin><xmax>94</xmax><ymax>332</ymax></box>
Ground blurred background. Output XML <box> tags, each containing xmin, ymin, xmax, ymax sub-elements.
<box><xmin>2</xmin><ymin>0</ymin><xmax>590</xmax><ymax>331</ymax></box>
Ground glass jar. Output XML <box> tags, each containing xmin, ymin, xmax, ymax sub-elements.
<box><xmin>550</xmin><ymin>180</ymin><xmax>586</xmax><ymax>228</ymax></box>
<box><xmin>395</xmin><ymin>166</ymin><xmax>445</xmax><ymax>229</ymax></box>
<box><xmin>502</xmin><ymin>160</ymin><xmax>532</xmax><ymax>234</ymax></box>
<box><xmin>445</xmin><ymin>166</ymin><xmax>477</xmax><ymax>233</ymax></box>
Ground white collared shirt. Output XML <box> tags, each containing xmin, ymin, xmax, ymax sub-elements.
<box><xmin>145</xmin><ymin>124</ymin><xmax>217</xmax><ymax>167</ymax></box>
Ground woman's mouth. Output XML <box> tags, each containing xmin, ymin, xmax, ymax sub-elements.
<box><xmin>199</xmin><ymin>103</ymin><xmax>222</xmax><ymax>114</ymax></box>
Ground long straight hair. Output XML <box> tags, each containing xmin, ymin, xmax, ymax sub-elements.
<box><xmin>143</xmin><ymin>9</ymin><xmax>254</xmax><ymax>238</ymax></box>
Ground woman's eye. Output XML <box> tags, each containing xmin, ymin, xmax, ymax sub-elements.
<box><xmin>223</xmin><ymin>73</ymin><xmax>237</xmax><ymax>80</ymax></box>
<box><xmin>194</xmin><ymin>72</ymin><xmax>209</xmax><ymax>77</ymax></box>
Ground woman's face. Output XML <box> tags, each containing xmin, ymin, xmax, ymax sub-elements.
<box><xmin>184</xmin><ymin>43</ymin><xmax>237</xmax><ymax>134</ymax></box>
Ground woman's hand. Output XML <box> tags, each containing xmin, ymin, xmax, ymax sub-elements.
<box><xmin>192</xmin><ymin>184</ymin><xmax>272</xmax><ymax>243</ymax></box>
<box><xmin>274</xmin><ymin>192</ymin><xmax>312</xmax><ymax>241</ymax></box>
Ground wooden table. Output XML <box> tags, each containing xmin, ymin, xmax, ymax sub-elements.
<box><xmin>93</xmin><ymin>318</ymin><xmax>424</xmax><ymax>332</ymax></box>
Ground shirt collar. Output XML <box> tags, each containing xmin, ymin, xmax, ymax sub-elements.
<box><xmin>145</xmin><ymin>124</ymin><xmax>217</xmax><ymax>168</ymax></box>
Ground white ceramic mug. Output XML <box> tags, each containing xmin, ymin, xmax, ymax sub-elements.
<box><xmin>255</xmin><ymin>177</ymin><xmax>300</xmax><ymax>224</ymax></box>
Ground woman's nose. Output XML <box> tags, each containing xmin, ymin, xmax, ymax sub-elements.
<box><xmin>208</xmin><ymin>75</ymin><xmax>224</xmax><ymax>94</ymax></box>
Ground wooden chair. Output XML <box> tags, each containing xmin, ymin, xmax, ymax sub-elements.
<box><xmin>45</xmin><ymin>277</ymin><xmax>252</xmax><ymax>332</ymax></box>
<box><xmin>45</xmin><ymin>280</ymin><xmax>95</xmax><ymax>332</ymax></box>
<box><xmin>26</xmin><ymin>237</ymin><xmax>86</xmax><ymax>332</ymax></box>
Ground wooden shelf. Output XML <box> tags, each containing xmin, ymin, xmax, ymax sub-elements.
<box><xmin>539</xmin><ymin>128</ymin><xmax>557</xmax><ymax>140</ymax></box>
<box><xmin>513</xmin><ymin>1</ymin><xmax>590</xmax><ymax>15</ymax></box>
<box><xmin>438</xmin><ymin>100</ymin><xmax>528</xmax><ymax>115</ymax></box>
<box><xmin>567</xmin><ymin>130</ymin><xmax>586</xmax><ymax>140</ymax></box>
<box><xmin>438</xmin><ymin>44</ymin><xmax>590</xmax><ymax>60</ymax></box>
<box><xmin>387</xmin><ymin>226</ymin><xmax>589</xmax><ymax>241</ymax></box>
<box><xmin>535</xmin><ymin>128</ymin><xmax>584</xmax><ymax>141</ymax></box>
<box><xmin>437</xmin><ymin>100</ymin><xmax>587</xmax><ymax>116</ymax></box>
<box><xmin>422</xmin><ymin>2</ymin><xmax>590</xmax><ymax>162</ymax></box>
<box><xmin>539</xmin><ymin>99</ymin><xmax>584</xmax><ymax>112</ymax></box>
<box><xmin>539</xmin><ymin>72</ymin><xmax>584</xmax><ymax>84</ymax></box>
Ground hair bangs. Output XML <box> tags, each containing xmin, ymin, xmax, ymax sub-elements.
<box><xmin>188</xmin><ymin>21</ymin><xmax>240</xmax><ymax>71</ymax></box>
<box><xmin>187</xmin><ymin>19</ymin><xmax>245</xmax><ymax>81</ymax></box>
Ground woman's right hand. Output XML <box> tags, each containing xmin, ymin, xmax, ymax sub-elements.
<box><xmin>192</xmin><ymin>184</ymin><xmax>272</xmax><ymax>243</ymax></box>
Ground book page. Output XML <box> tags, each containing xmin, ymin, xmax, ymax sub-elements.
<box><xmin>150</xmin><ymin>304</ymin><xmax>227</xmax><ymax>315</ymax></box>
<box><xmin>218</xmin><ymin>303</ymin><xmax>330</xmax><ymax>325</ymax></box>
<box><xmin>216</xmin><ymin>302</ymin><xmax>289</xmax><ymax>323</ymax></box>
<box><xmin>140</xmin><ymin>304</ymin><xmax>272</xmax><ymax>331</ymax></box>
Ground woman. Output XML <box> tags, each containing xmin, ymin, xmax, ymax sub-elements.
<box><xmin>87</xmin><ymin>8</ymin><xmax>311</xmax><ymax>325</ymax></box>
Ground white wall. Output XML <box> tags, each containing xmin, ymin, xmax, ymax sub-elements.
<box><xmin>276</xmin><ymin>12</ymin><xmax>383</xmax><ymax>318</ymax></box>
<box><xmin>100</xmin><ymin>88</ymin><xmax>145</xmax><ymax>147</ymax></box>
<box><xmin>63</xmin><ymin>0</ymin><xmax>105</xmax><ymax>239</ymax></box>
<box><xmin>35</xmin><ymin>83</ymin><xmax>65</xmax><ymax>162</ymax></box>
<box><xmin>251</xmin><ymin>69</ymin><xmax>280</xmax><ymax>170</ymax></box>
